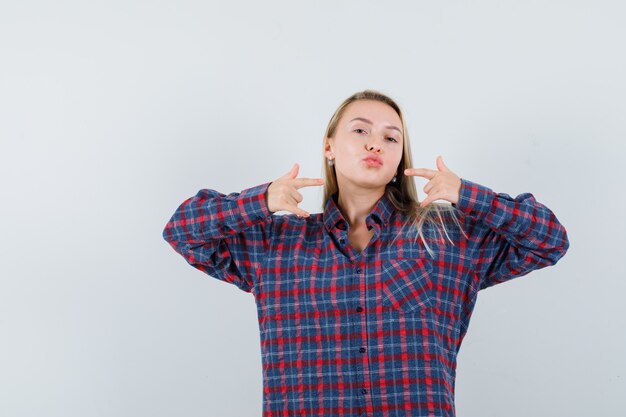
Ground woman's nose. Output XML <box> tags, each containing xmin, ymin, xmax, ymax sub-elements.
<box><xmin>366</xmin><ymin>134</ymin><xmax>385</xmax><ymax>151</ymax></box>
<box><xmin>366</xmin><ymin>141</ymin><xmax>382</xmax><ymax>152</ymax></box>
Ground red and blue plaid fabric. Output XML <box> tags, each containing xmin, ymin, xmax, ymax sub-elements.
<box><xmin>162</xmin><ymin>177</ymin><xmax>569</xmax><ymax>417</ymax></box>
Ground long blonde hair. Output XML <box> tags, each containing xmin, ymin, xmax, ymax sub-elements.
<box><xmin>321</xmin><ymin>89</ymin><xmax>466</xmax><ymax>258</ymax></box>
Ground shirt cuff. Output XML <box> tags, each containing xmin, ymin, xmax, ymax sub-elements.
<box><xmin>237</xmin><ymin>181</ymin><xmax>274</xmax><ymax>225</ymax></box>
<box><xmin>451</xmin><ymin>178</ymin><xmax>496</xmax><ymax>219</ymax></box>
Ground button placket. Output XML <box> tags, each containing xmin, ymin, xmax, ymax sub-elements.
<box><xmin>351</xmin><ymin>263</ymin><xmax>370</xmax><ymax>403</ymax></box>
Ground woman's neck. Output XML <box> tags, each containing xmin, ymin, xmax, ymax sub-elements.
<box><xmin>336</xmin><ymin>188</ymin><xmax>384</xmax><ymax>228</ymax></box>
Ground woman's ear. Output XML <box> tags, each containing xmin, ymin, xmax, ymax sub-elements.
<box><xmin>324</xmin><ymin>137</ymin><xmax>334</xmax><ymax>158</ymax></box>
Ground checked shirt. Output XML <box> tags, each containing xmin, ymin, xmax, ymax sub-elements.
<box><xmin>162</xmin><ymin>177</ymin><xmax>569</xmax><ymax>417</ymax></box>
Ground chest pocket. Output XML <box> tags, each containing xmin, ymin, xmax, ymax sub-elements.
<box><xmin>380</xmin><ymin>258</ymin><xmax>434</xmax><ymax>314</ymax></box>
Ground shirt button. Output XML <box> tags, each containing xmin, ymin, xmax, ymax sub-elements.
<box><xmin>361</xmin><ymin>388</ymin><xmax>367</xmax><ymax>394</ymax></box>
<box><xmin>359</xmin><ymin>347</ymin><xmax>366</xmax><ymax>353</ymax></box>
<box><xmin>339</xmin><ymin>238</ymin><xmax>345</xmax><ymax>244</ymax></box>
<box><xmin>356</xmin><ymin>268</ymin><xmax>362</xmax><ymax>274</ymax></box>
<box><xmin>356</xmin><ymin>306</ymin><xmax>363</xmax><ymax>312</ymax></box>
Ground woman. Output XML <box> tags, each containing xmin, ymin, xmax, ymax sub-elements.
<box><xmin>162</xmin><ymin>90</ymin><xmax>569</xmax><ymax>417</ymax></box>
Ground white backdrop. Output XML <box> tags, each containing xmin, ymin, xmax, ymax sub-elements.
<box><xmin>1</xmin><ymin>1</ymin><xmax>624</xmax><ymax>416</ymax></box>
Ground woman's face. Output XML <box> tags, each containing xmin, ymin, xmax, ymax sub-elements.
<box><xmin>325</xmin><ymin>99</ymin><xmax>404</xmax><ymax>191</ymax></box>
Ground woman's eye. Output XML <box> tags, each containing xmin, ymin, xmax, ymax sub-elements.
<box><xmin>354</xmin><ymin>129</ymin><xmax>398</xmax><ymax>142</ymax></box>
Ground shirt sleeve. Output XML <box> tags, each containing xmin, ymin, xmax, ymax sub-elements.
<box><xmin>162</xmin><ymin>181</ymin><xmax>274</xmax><ymax>293</ymax></box>
<box><xmin>451</xmin><ymin>178</ymin><xmax>570</xmax><ymax>291</ymax></box>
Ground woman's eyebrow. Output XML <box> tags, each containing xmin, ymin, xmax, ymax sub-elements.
<box><xmin>349</xmin><ymin>117</ymin><xmax>402</xmax><ymax>134</ymax></box>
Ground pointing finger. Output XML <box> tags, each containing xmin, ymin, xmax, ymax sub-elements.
<box><xmin>293</xmin><ymin>177</ymin><xmax>325</xmax><ymax>189</ymax></box>
<box><xmin>404</xmin><ymin>168</ymin><xmax>437</xmax><ymax>179</ymax></box>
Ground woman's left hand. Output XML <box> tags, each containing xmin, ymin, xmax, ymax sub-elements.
<box><xmin>404</xmin><ymin>155</ymin><xmax>462</xmax><ymax>207</ymax></box>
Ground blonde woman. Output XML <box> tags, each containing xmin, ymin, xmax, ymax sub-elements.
<box><xmin>162</xmin><ymin>90</ymin><xmax>569</xmax><ymax>417</ymax></box>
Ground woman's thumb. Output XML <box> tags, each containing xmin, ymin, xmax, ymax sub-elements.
<box><xmin>285</xmin><ymin>162</ymin><xmax>299</xmax><ymax>179</ymax></box>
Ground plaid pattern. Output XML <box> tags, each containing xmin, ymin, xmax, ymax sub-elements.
<box><xmin>162</xmin><ymin>177</ymin><xmax>569</xmax><ymax>417</ymax></box>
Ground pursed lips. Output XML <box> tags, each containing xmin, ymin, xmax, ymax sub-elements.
<box><xmin>363</xmin><ymin>156</ymin><xmax>383</xmax><ymax>165</ymax></box>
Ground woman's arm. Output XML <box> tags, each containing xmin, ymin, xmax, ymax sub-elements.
<box><xmin>452</xmin><ymin>178</ymin><xmax>570</xmax><ymax>291</ymax></box>
<box><xmin>162</xmin><ymin>182</ymin><xmax>274</xmax><ymax>293</ymax></box>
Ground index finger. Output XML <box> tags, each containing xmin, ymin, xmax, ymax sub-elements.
<box><xmin>293</xmin><ymin>177</ymin><xmax>325</xmax><ymax>189</ymax></box>
<box><xmin>404</xmin><ymin>168</ymin><xmax>437</xmax><ymax>179</ymax></box>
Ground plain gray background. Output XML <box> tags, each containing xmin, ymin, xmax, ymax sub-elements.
<box><xmin>1</xmin><ymin>1</ymin><xmax>624</xmax><ymax>416</ymax></box>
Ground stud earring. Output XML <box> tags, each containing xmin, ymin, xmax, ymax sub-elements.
<box><xmin>391</xmin><ymin>175</ymin><xmax>397</xmax><ymax>183</ymax></box>
<box><xmin>327</xmin><ymin>158</ymin><xmax>334</xmax><ymax>167</ymax></box>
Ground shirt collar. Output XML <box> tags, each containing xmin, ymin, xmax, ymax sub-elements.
<box><xmin>323</xmin><ymin>191</ymin><xmax>395</xmax><ymax>233</ymax></box>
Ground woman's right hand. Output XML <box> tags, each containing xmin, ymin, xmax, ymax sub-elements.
<box><xmin>265</xmin><ymin>163</ymin><xmax>325</xmax><ymax>218</ymax></box>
